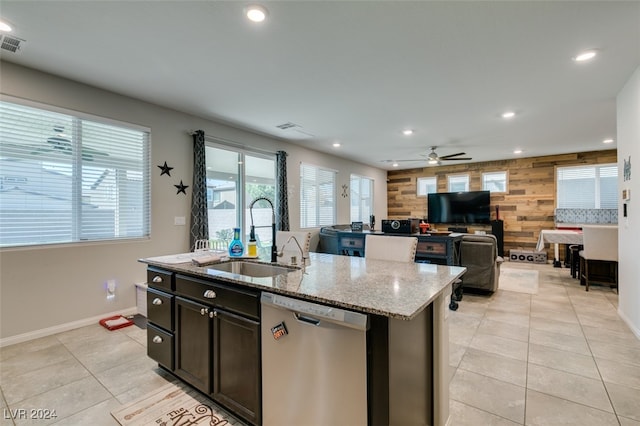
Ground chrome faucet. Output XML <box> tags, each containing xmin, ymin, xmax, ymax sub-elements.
<box><xmin>278</xmin><ymin>235</ymin><xmax>307</xmax><ymax>273</ymax></box>
<box><xmin>249</xmin><ymin>196</ymin><xmax>278</xmax><ymax>263</ymax></box>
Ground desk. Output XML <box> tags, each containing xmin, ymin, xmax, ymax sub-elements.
<box><xmin>320</xmin><ymin>229</ymin><xmax>463</xmax><ymax>265</ymax></box>
<box><xmin>536</xmin><ymin>230</ymin><xmax>583</xmax><ymax>267</ymax></box>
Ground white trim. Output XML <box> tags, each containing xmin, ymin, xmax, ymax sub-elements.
<box><xmin>618</xmin><ymin>306</ymin><xmax>640</xmax><ymax>340</ymax></box>
<box><xmin>0</xmin><ymin>307</ymin><xmax>139</xmax><ymax>348</ymax></box>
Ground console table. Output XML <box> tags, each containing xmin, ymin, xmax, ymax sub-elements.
<box><xmin>323</xmin><ymin>229</ymin><xmax>463</xmax><ymax>266</ymax></box>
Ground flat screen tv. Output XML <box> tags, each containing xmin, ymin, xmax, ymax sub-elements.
<box><xmin>427</xmin><ymin>190</ymin><xmax>491</xmax><ymax>224</ymax></box>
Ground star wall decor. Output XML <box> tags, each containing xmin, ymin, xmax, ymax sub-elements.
<box><xmin>157</xmin><ymin>161</ymin><xmax>174</xmax><ymax>176</ymax></box>
<box><xmin>174</xmin><ymin>180</ymin><xmax>189</xmax><ymax>195</ymax></box>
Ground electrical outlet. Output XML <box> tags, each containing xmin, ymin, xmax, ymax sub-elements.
<box><xmin>107</xmin><ymin>279</ymin><xmax>116</xmax><ymax>300</ymax></box>
<box><xmin>174</xmin><ymin>216</ymin><xmax>186</xmax><ymax>226</ymax></box>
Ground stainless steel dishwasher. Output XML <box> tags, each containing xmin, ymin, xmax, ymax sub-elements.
<box><xmin>260</xmin><ymin>292</ymin><xmax>368</xmax><ymax>425</ymax></box>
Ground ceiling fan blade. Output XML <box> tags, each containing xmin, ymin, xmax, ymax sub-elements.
<box><xmin>438</xmin><ymin>152</ymin><xmax>467</xmax><ymax>159</ymax></box>
<box><xmin>441</xmin><ymin>157</ymin><xmax>472</xmax><ymax>161</ymax></box>
<box><xmin>381</xmin><ymin>159</ymin><xmax>425</xmax><ymax>163</ymax></box>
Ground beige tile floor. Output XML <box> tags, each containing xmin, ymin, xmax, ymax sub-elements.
<box><xmin>0</xmin><ymin>262</ymin><xmax>638</xmax><ymax>425</ymax></box>
<box><xmin>449</xmin><ymin>262</ymin><xmax>640</xmax><ymax>426</ymax></box>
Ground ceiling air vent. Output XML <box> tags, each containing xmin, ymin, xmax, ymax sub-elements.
<box><xmin>0</xmin><ymin>35</ymin><xmax>25</xmax><ymax>53</ymax></box>
<box><xmin>276</xmin><ymin>122</ymin><xmax>299</xmax><ymax>130</ymax></box>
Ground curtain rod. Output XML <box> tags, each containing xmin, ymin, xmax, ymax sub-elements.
<box><xmin>187</xmin><ymin>130</ymin><xmax>278</xmax><ymax>157</ymax></box>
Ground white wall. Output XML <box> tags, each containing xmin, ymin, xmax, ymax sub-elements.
<box><xmin>0</xmin><ymin>61</ymin><xmax>388</xmax><ymax>343</ymax></box>
<box><xmin>617</xmin><ymin>65</ymin><xmax>640</xmax><ymax>338</ymax></box>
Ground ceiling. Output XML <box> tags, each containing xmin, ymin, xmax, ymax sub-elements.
<box><xmin>1</xmin><ymin>1</ymin><xmax>638</xmax><ymax>170</ymax></box>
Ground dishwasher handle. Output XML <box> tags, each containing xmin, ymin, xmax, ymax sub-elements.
<box><xmin>293</xmin><ymin>312</ymin><xmax>321</xmax><ymax>326</ymax></box>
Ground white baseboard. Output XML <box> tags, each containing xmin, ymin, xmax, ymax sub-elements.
<box><xmin>0</xmin><ymin>307</ymin><xmax>139</xmax><ymax>348</ymax></box>
<box><xmin>618</xmin><ymin>307</ymin><xmax>640</xmax><ymax>340</ymax></box>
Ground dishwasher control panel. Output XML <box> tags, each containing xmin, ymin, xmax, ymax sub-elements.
<box><xmin>261</xmin><ymin>293</ymin><xmax>368</xmax><ymax>330</ymax></box>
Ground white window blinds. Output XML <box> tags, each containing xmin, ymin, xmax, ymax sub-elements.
<box><xmin>350</xmin><ymin>174</ymin><xmax>374</xmax><ymax>222</ymax></box>
<box><xmin>0</xmin><ymin>99</ymin><xmax>151</xmax><ymax>247</ymax></box>
<box><xmin>417</xmin><ymin>176</ymin><xmax>437</xmax><ymax>196</ymax></box>
<box><xmin>300</xmin><ymin>163</ymin><xmax>336</xmax><ymax>228</ymax></box>
<box><xmin>557</xmin><ymin>164</ymin><xmax>618</xmax><ymax>209</ymax></box>
<box><xmin>482</xmin><ymin>171</ymin><xmax>508</xmax><ymax>193</ymax></box>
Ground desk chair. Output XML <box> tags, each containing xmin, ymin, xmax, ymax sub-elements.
<box><xmin>579</xmin><ymin>225</ymin><xmax>618</xmax><ymax>292</ymax></box>
<box><xmin>364</xmin><ymin>234</ymin><xmax>417</xmax><ymax>262</ymax></box>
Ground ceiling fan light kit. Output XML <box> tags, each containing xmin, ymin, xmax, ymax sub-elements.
<box><xmin>383</xmin><ymin>146</ymin><xmax>472</xmax><ymax>166</ymax></box>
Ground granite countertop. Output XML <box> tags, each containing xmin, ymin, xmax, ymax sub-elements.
<box><xmin>140</xmin><ymin>252</ymin><xmax>466</xmax><ymax>320</ymax></box>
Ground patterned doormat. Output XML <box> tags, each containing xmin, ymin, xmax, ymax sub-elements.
<box><xmin>111</xmin><ymin>381</ymin><xmax>246</xmax><ymax>425</ymax></box>
<box><xmin>499</xmin><ymin>268</ymin><xmax>539</xmax><ymax>294</ymax></box>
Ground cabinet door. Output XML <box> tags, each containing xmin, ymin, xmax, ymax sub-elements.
<box><xmin>212</xmin><ymin>308</ymin><xmax>261</xmax><ymax>425</ymax></box>
<box><xmin>175</xmin><ymin>296</ymin><xmax>211</xmax><ymax>394</ymax></box>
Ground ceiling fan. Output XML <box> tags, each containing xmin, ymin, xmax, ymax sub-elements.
<box><xmin>383</xmin><ymin>146</ymin><xmax>472</xmax><ymax>166</ymax></box>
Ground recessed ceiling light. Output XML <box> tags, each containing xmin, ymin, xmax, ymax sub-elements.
<box><xmin>0</xmin><ymin>20</ymin><xmax>12</xmax><ymax>32</ymax></box>
<box><xmin>574</xmin><ymin>50</ymin><xmax>597</xmax><ymax>62</ymax></box>
<box><xmin>603</xmin><ymin>138</ymin><xmax>614</xmax><ymax>144</ymax></box>
<box><xmin>392</xmin><ymin>162</ymin><xmax>399</xmax><ymax>167</ymax></box>
<box><xmin>332</xmin><ymin>142</ymin><xmax>341</xmax><ymax>148</ymax></box>
<box><xmin>513</xmin><ymin>149</ymin><xmax>523</xmax><ymax>154</ymax></box>
<box><xmin>402</xmin><ymin>129</ymin><xmax>414</xmax><ymax>136</ymax></box>
<box><xmin>245</xmin><ymin>5</ymin><xmax>268</xmax><ymax>23</ymax></box>
<box><xmin>502</xmin><ymin>111</ymin><xmax>515</xmax><ymax>119</ymax></box>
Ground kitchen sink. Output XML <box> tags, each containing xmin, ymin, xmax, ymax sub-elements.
<box><xmin>205</xmin><ymin>261</ymin><xmax>297</xmax><ymax>278</ymax></box>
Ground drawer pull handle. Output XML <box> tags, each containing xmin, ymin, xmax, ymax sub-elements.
<box><xmin>152</xmin><ymin>276</ymin><xmax>163</xmax><ymax>283</ymax></box>
<box><xmin>203</xmin><ymin>290</ymin><xmax>217</xmax><ymax>299</ymax></box>
<box><xmin>152</xmin><ymin>335</ymin><xmax>163</xmax><ymax>344</ymax></box>
<box><xmin>152</xmin><ymin>298</ymin><xmax>163</xmax><ymax>305</ymax></box>
<box><xmin>200</xmin><ymin>307</ymin><xmax>209</xmax><ymax>315</ymax></box>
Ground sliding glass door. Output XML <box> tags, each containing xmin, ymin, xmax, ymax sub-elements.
<box><xmin>205</xmin><ymin>144</ymin><xmax>275</xmax><ymax>252</ymax></box>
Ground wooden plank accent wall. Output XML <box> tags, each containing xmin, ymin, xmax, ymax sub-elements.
<box><xmin>387</xmin><ymin>150</ymin><xmax>617</xmax><ymax>259</ymax></box>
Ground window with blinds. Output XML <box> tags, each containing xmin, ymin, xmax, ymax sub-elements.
<box><xmin>300</xmin><ymin>163</ymin><xmax>336</xmax><ymax>228</ymax></box>
<box><xmin>417</xmin><ymin>176</ymin><xmax>437</xmax><ymax>196</ymax></box>
<box><xmin>482</xmin><ymin>171</ymin><xmax>508</xmax><ymax>193</ymax></box>
<box><xmin>0</xmin><ymin>98</ymin><xmax>150</xmax><ymax>247</ymax></box>
<box><xmin>448</xmin><ymin>174</ymin><xmax>469</xmax><ymax>192</ymax></box>
<box><xmin>557</xmin><ymin>164</ymin><xmax>618</xmax><ymax>209</ymax></box>
<box><xmin>350</xmin><ymin>174</ymin><xmax>374</xmax><ymax>222</ymax></box>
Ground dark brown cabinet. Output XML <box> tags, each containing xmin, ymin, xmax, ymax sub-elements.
<box><xmin>146</xmin><ymin>269</ymin><xmax>261</xmax><ymax>425</ymax></box>
<box><xmin>147</xmin><ymin>270</ymin><xmax>175</xmax><ymax>371</ymax></box>
<box><xmin>213</xmin><ymin>308</ymin><xmax>261</xmax><ymax>425</ymax></box>
<box><xmin>174</xmin><ymin>296</ymin><xmax>212</xmax><ymax>394</ymax></box>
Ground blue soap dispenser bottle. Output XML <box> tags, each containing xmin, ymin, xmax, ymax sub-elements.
<box><xmin>228</xmin><ymin>227</ymin><xmax>244</xmax><ymax>257</ymax></box>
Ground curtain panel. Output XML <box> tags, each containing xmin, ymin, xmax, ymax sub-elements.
<box><xmin>275</xmin><ymin>150</ymin><xmax>290</xmax><ymax>231</ymax></box>
<box><xmin>190</xmin><ymin>130</ymin><xmax>209</xmax><ymax>250</ymax></box>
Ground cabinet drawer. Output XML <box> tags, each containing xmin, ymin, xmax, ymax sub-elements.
<box><xmin>147</xmin><ymin>267</ymin><xmax>174</xmax><ymax>291</ymax></box>
<box><xmin>147</xmin><ymin>288</ymin><xmax>173</xmax><ymax>332</ymax></box>
<box><xmin>416</xmin><ymin>241</ymin><xmax>447</xmax><ymax>256</ymax></box>
<box><xmin>175</xmin><ymin>274</ymin><xmax>260</xmax><ymax>320</ymax></box>
<box><xmin>147</xmin><ymin>323</ymin><xmax>174</xmax><ymax>370</ymax></box>
<box><xmin>339</xmin><ymin>236</ymin><xmax>365</xmax><ymax>249</ymax></box>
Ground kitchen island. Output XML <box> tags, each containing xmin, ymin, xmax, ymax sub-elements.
<box><xmin>140</xmin><ymin>252</ymin><xmax>465</xmax><ymax>426</ymax></box>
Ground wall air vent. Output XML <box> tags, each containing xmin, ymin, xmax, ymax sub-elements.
<box><xmin>0</xmin><ymin>35</ymin><xmax>25</xmax><ymax>53</ymax></box>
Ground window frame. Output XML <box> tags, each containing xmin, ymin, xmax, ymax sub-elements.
<box><xmin>0</xmin><ymin>96</ymin><xmax>151</xmax><ymax>249</ymax></box>
<box><xmin>556</xmin><ymin>163</ymin><xmax>618</xmax><ymax>209</ymax></box>
<box><xmin>204</xmin><ymin>141</ymin><xmax>276</xmax><ymax>247</ymax></box>
<box><xmin>350</xmin><ymin>174</ymin><xmax>374</xmax><ymax>223</ymax></box>
<box><xmin>300</xmin><ymin>163</ymin><xmax>336</xmax><ymax>228</ymax></box>
<box><xmin>447</xmin><ymin>174</ymin><xmax>470</xmax><ymax>192</ymax></box>
<box><xmin>417</xmin><ymin>176</ymin><xmax>437</xmax><ymax>197</ymax></box>
<box><xmin>482</xmin><ymin>171</ymin><xmax>508</xmax><ymax>193</ymax></box>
